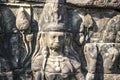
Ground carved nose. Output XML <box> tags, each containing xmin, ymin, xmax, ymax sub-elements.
<box><xmin>55</xmin><ymin>37</ymin><xmax>60</xmax><ymax>43</ymax></box>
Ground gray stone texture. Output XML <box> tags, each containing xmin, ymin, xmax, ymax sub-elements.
<box><xmin>0</xmin><ymin>0</ymin><xmax>120</xmax><ymax>80</ymax></box>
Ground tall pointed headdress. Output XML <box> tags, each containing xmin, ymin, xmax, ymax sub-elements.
<box><xmin>38</xmin><ymin>0</ymin><xmax>71</xmax><ymax>32</ymax></box>
<box><xmin>32</xmin><ymin>0</ymin><xmax>71</xmax><ymax>60</ymax></box>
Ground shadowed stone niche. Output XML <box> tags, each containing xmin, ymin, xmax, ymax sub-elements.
<box><xmin>0</xmin><ymin>0</ymin><xmax>120</xmax><ymax>80</ymax></box>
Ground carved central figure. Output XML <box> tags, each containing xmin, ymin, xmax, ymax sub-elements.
<box><xmin>32</xmin><ymin>23</ymin><xmax>85</xmax><ymax>80</ymax></box>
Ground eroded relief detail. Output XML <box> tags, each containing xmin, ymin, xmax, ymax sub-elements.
<box><xmin>32</xmin><ymin>23</ymin><xmax>85</xmax><ymax>80</ymax></box>
<box><xmin>84</xmin><ymin>44</ymin><xmax>97</xmax><ymax>80</ymax></box>
<box><xmin>16</xmin><ymin>7</ymin><xmax>33</xmax><ymax>65</ymax></box>
<box><xmin>32</xmin><ymin>0</ymin><xmax>85</xmax><ymax>80</ymax></box>
<box><xmin>0</xmin><ymin>0</ymin><xmax>120</xmax><ymax>80</ymax></box>
<box><xmin>84</xmin><ymin>43</ymin><xmax>120</xmax><ymax>80</ymax></box>
<box><xmin>100</xmin><ymin>45</ymin><xmax>119</xmax><ymax>74</ymax></box>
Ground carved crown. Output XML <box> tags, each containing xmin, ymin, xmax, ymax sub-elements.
<box><xmin>38</xmin><ymin>0</ymin><xmax>71</xmax><ymax>32</ymax></box>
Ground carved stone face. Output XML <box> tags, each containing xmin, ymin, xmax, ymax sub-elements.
<box><xmin>46</xmin><ymin>32</ymin><xmax>65</xmax><ymax>51</ymax></box>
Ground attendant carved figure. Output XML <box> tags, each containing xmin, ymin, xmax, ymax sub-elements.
<box><xmin>101</xmin><ymin>46</ymin><xmax>119</xmax><ymax>73</ymax></box>
<box><xmin>84</xmin><ymin>43</ymin><xmax>97</xmax><ymax>80</ymax></box>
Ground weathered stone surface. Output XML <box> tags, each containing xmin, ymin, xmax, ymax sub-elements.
<box><xmin>69</xmin><ymin>8</ymin><xmax>120</xmax><ymax>43</ymax></box>
<box><xmin>1</xmin><ymin>0</ymin><xmax>120</xmax><ymax>9</ymax></box>
<box><xmin>104</xmin><ymin>74</ymin><xmax>120</xmax><ymax>80</ymax></box>
<box><xmin>84</xmin><ymin>43</ymin><xmax>120</xmax><ymax>80</ymax></box>
<box><xmin>32</xmin><ymin>8</ymin><xmax>42</xmax><ymax>32</ymax></box>
<box><xmin>67</xmin><ymin>0</ymin><xmax>93</xmax><ymax>5</ymax></box>
<box><xmin>67</xmin><ymin>0</ymin><xmax>120</xmax><ymax>9</ymax></box>
<box><xmin>0</xmin><ymin>0</ymin><xmax>120</xmax><ymax>80</ymax></box>
<box><xmin>0</xmin><ymin>6</ymin><xmax>31</xmax><ymax>33</ymax></box>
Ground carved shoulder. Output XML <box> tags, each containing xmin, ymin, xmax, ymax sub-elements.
<box><xmin>32</xmin><ymin>55</ymin><xmax>44</xmax><ymax>70</ymax></box>
<box><xmin>69</xmin><ymin>57</ymin><xmax>81</xmax><ymax>71</ymax></box>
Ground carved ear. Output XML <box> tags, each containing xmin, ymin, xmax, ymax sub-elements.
<box><xmin>84</xmin><ymin>14</ymin><xmax>94</xmax><ymax>29</ymax></box>
<box><xmin>16</xmin><ymin>7</ymin><xmax>30</xmax><ymax>31</ymax></box>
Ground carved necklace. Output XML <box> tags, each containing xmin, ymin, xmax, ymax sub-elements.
<box><xmin>48</xmin><ymin>56</ymin><xmax>66</xmax><ymax>72</ymax></box>
<box><xmin>54</xmin><ymin>57</ymin><xmax>61</xmax><ymax>72</ymax></box>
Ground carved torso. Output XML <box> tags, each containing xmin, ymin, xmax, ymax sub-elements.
<box><xmin>32</xmin><ymin>54</ymin><xmax>81</xmax><ymax>80</ymax></box>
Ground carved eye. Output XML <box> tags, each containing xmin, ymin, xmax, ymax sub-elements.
<box><xmin>59</xmin><ymin>36</ymin><xmax>64</xmax><ymax>40</ymax></box>
<box><xmin>52</xmin><ymin>35</ymin><xmax>56</xmax><ymax>39</ymax></box>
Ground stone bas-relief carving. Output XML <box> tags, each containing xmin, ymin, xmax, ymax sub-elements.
<box><xmin>1</xmin><ymin>0</ymin><xmax>120</xmax><ymax>9</ymax></box>
<box><xmin>16</xmin><ymin>7</ymin><xmax>31</xmax><ymax>66</ymax></box>
<box><xmin>100</xmin><ymin>45</ymin><xmax>119</xmax><ymax>74</ymax></box>
<box><xmin>0</xmin><ymin>0</ymin><xmax>120</xmax><ymax>79</ymax></box>
<box><xmin>84</xmin><ymin>44</ymin><xmax>97</xmax><ymax>80</ymax></box>
<box><xmin>0</xmin><ymin>6</ymin><xmax>33</xmax><ymax>80</ymax></box>
<box><xmin>70</xmin><ymin>9</ymin><xmax>120</xmax><ymax>44</ymax></box>
<box><xmin>32</xmin><ymin>0</ymin><xmax>85</xmax><ymax>79</ymax></box>
<box><xmin>73</xmin><ymin>9</ymin><xmax>120</xmax><ymax>43</ymax></box>
<box><xmin>102</xmin><ymin>15</ymin><xmax>120</xmax><ymax>43</ymax></box>
<box><xmin>67</xmin><ymin>0</ymin><xmax>120</xmax><ymax>9</ymax></box>
<box><xmin>84</xmin><ymin>43</ymin><xmax>120</xmax><ymax>80</ymax></box>
<box><xmin>32</xmin><ymin>23</ymin><xmax>85</xmax><ymax>80</ymax></box>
